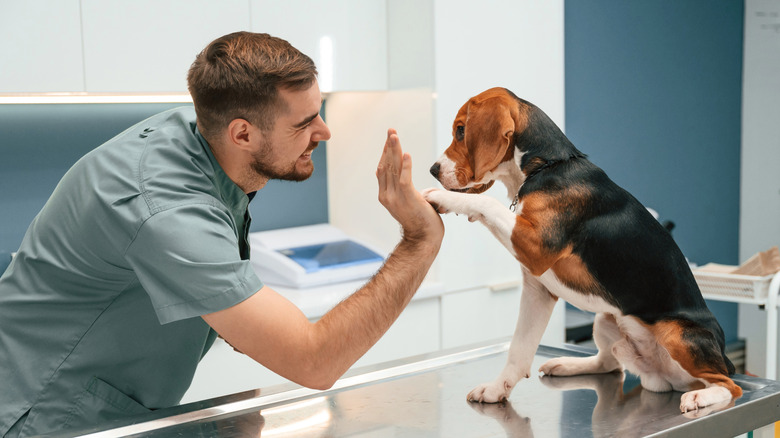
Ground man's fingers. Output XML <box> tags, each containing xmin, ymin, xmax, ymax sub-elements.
<box><xmin>377</xmin><ymin>129</ymin><xmax>404</xmax><ymax>206</ymax></box>
<box><xmin>400</xmin><ymin>153</ymin><xmax>413</xmax><ymax>188</ymax></box>
<box><xmin>387</xmin><ymin>133</ymin><xmax>402</xmax><ymax>176</ymax></box>
<box><xmin>377</xmin><ymin>130</ymin><xmax>395</xmax><ymax>188</ymax></box>
<box><xmin>381</xmin><ymin>131</ymin><xmax>402</xmax><ymax>192</ymax></box>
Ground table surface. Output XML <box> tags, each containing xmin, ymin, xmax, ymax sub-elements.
<box><xmin>66</xmin><ymin>341</ymin><xmax>780</xmax><ymax>438</ymax></box>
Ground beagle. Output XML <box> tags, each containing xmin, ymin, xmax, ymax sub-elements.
<box><xmin>423</xmin><ymin>87</ymin><xmax>741</xmax><ymax>414</ymax></box>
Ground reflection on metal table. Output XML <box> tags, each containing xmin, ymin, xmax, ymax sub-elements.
<box><xmin>64</xmin><ymin>340</ymin><xmax>780</xmax><ymax>438</ymax></box>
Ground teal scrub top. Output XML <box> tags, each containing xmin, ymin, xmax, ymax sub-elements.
<box><xmin>0</xmin><ymin>107</ymin><xmax>264</xmax><ymax>437</ymax></box>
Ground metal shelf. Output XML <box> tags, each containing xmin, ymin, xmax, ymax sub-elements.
<box><xmin>696</xmin><ymin>271</ymin><xmax>780</xmax><ymax>380</ymax></box>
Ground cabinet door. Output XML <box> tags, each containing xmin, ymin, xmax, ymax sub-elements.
<box><xmin>181</xmin><ymin>337</ymin><xmax>288</xmax><ymax>404</ymax></box>
<box><xmin>182</xmin><ymin>297</ymin><xmax>440</xmax><ymax>403</ymax></box>
<box><xmin>353</xmin><ymin>297</ymin><xmax>441</xmax><ymax>367</ymax></box>
<box><xmin>250</xmin><ymin>0</ymin><xmax>387</xmax><ymax>91</ymax></box>
<box><xmin>440</xmin><ymin>286</ymin><xmax>521</xmax><ymax>350</ymax></box>
<box><xmin>0</xmin><ymin>0</ymin><xmax>83</xmax><ymax>92</ymax></box>
<box><xmin>436</xmin><ymin>209</ymin><xmax>525</xmax><ymax>293</ymax></box>
<box><xmin>441</xmin><ymin>285</ymin><xmax>566</xmax><ymax>350</ymax></box>
<box><xmin>80</xmin><ymin>0</ymin><xmax>248</xmax><ymax>92</ymax></box>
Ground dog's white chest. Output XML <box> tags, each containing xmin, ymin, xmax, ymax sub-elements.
<box><xmin>536</xmin><ymin>270</ymin><xmax>621</xmax><ymax>315</ymax></box>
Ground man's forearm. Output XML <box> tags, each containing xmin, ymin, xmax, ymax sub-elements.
<box><xmin>309</xmin><ymin>235</ymin><xmax>441</xmax><ymax>385</ymax></box>
<box><xmin>204</xmin><ymin>130</ymin><xmax>445</xmax><ymax>391</ymax></box>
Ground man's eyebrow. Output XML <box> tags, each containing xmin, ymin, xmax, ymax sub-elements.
<box><xmin>293</xmin><ymin>112</ymin><xmax>319</xmax><ymax>129</ymax></box>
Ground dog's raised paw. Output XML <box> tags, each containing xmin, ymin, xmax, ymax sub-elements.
<box><xmin>421</xmin><ymin>188</ymin><xmax>451</xmax><ymax>214</ymax></box>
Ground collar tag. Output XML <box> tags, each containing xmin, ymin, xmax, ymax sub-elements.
<box><xmin>510</xmin><ymin>195</ymin><xmax>520</xmax><ymax>212</ymax></box>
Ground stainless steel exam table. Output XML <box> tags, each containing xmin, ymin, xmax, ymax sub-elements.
<box><xmin>59</xmin><ymin>340</ymin><xmax>780</xmax><ymax>437</ymax></box>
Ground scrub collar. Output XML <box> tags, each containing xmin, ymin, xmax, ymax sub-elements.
<box><xmin>193</xmin><ymin>124</ymin><xmax>253</xmax><ymax>211</ymax></box>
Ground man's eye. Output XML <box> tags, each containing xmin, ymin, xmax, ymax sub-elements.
<box><xmin>456</xmin><ymin>125</ymin><xmax>465</xmax><ymax>141</ymax></box>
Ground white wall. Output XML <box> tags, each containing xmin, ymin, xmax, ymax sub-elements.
<box><xmin>739</xmin><ymin>0</ymin><xmax>780</xmax><ymax>260</ymax></box>
<box><xmin>431</xmin><ymin>0</ymin><xmax>565</xmax><ymax>293</ymax></box>
<box><xmin>326</xmin><ymin>89</ymin><xmax>436</xmax><ymax>256</ymax></box>
<box><xmin>738</xmin><ymin>0</ymin><xmax>780</xmax><ymax>379</ymax></box>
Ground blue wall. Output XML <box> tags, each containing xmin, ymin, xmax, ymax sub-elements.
<box><xmin>0</xmin><ymin>103</ymin><xmax>328</xmax><ymax>272</ymax></box>
<box><xmin>564</xmin><ymin>0</ymin><xmax>744</xmax><ymax>341</ymax></box>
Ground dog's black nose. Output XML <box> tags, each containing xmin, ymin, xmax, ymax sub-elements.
<box><xmin>430</xmin><ymin>162</ymin><xmax>440</xmax><ymax>179</ymax></box>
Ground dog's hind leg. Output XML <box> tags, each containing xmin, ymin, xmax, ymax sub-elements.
<box><xmin>648</xmin><ymin>320</ymin><xmax>742</xmax><ymax>413</ymax></box>
<box><xmin>468</xmin><ymin>273</ymin><xmax>557</xmax><ymax>403</ymax></box>
<box><xmin>539</xmin><ymin>313</ymin><xmax>623</xmax><ymax>376</ymax></box>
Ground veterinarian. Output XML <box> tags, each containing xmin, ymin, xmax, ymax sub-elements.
<box><xmin>0</xmin><ymin>31</ymin><xmax>444</xmax><ymax>437</ymax></box>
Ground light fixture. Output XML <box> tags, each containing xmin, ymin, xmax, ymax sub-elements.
<box><xmin>0</xmin><ymin>92</ymin><xmax>193</xmax><ymax>104</ymax></box>
<box><xmin>319</xmin><ymin>36</ymin><xmax>334</xmax><ymax>93</ymax></box>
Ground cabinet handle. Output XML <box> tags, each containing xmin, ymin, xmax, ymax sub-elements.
<box><xmin>489</xmin><ymin>281</ymin><xmax>521</xmax><ymax>292</ymax></box>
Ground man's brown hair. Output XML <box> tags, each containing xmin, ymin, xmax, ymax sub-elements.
<box><xmin>187</xmin><ymin>32</ymin><xmax>318</xmax><ymax>140</ymax></box>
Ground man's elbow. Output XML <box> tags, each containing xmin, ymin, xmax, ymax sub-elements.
<box><xmin>295</xmin><ymin>369</ymin><xmax>340</xmax><ymax>391</ymax></box>
<box><xmin>307</xmin><ymin>379</ymin><xmax>337</xmax><ymax>391</ymax></box>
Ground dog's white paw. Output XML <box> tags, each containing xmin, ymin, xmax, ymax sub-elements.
<box><xmin>422</xmin><ymin>188</ymin><xmax>484</xmax><ymax>221</ymax></box>
<box><xmin>540</xmin><ymin>371</ymin><xmax>623</xmax><ymax>391</ymax></box>
<box><xmin>421</xmin><ymin>188</ymin><xmax>453</xmax><ymax>214</ymax></box>
<box><xmin>679</xmin><ymin>386</ymin><xmax>732</xmax><ymax>415</ymax></box>
<box><xmin>539</xmin><ymin>357</ymin><xmax>601</xmax><ymax>376</ymax></box>
<box><xmin>467</xmin><ymin>380</ymin><xmax>513</xmax><ymax>404</ymax></box>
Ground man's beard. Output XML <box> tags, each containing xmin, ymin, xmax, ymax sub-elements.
<box><xmin>251</xmin><ymin>141</ymin><xmax>317</xmax><ymax>182</ymax></box>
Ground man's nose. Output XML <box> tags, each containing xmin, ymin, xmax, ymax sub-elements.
<box><xmin>314</xmin><ymin>116</ymin><xmax>331</xmax><ymax>142</ymax></box>
<box><xmin>430</xmin><ymin>162</ymin><xmax>440</xmax><ymax>179</ymax></box>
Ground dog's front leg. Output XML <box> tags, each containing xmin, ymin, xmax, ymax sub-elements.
<box><xmin>468</xmin><ymin>273</ymin><xmax>558</xmax><ymax>403</ymax></box>
<box><xmin>421</xmin><ymin>189</ymin><xmax>519</xmax><ymax>257</ymax></box>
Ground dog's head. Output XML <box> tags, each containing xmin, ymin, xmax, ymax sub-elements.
<box><xmin>430</xmin><ymin>88</ymin><xmax>528</xmax><ymax>193</ymax></box>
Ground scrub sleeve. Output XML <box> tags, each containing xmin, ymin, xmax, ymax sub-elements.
<box><xmin>126</xmin><ymin>203</ymin><xmax>262</xmax><ymax>324</ymax></box>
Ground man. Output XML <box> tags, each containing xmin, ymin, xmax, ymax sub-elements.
<box><xmin>0</xmin><ymin>32</ymin><xmax>443</xmax><ymax>437</ymax></box>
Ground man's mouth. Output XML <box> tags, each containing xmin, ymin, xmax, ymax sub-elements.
<box><xmin>300</xmin><ymin>148</ymin><xmax>316</xmax><ymax>159</ymax></box>
<box><xmin>301</xmin><ymin>143</ymin><xmax>318</xmax><ymax>158</ymax></box>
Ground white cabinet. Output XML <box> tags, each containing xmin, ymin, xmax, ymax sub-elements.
<box><xmin>441</xmin><ymin>284</ymin><xmax>566</xmax><ymax>351</ymax></box>
<box><xmin>181</xmin><ymin>337</ymin><xmax>287</xmax><ymax>404</ymax></box>
<box><xmin>182</xmin><ymin>296</ymin><xmax>440</xmax><ymax>404</ymax></box>
<box><xmin>80</xmin><ymin>0</ymin><xmax>246</xmax><ymax>92</ymax></box>
<box><xmin>250</xmin><ymin>0</ymin><xmax>388</xmax><ymax>92</ymax></box>
<box><xmin>0</xmin><ymin>0</ymin><xmax>83</xmax><ymax>92</ymax></box>
<box><xmin>440</xmin><ymin>286</ymin><xmax>521</xmax><ymax>350</ymax></box>
<box><xmin>182</xmin><ymin>287</ymin><xmax>564</xmax><ymax>404</ymax></box>
<box><xmin>1</xmin><ymin>1</ymin><xmax>388</xmax><ymax>93</ymax></box>
<box><xmin>354</xmin><ymin>296</ymin><xmax>441</xmax><ymax>367</ymax></box>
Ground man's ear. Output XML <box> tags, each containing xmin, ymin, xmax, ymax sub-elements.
<box><xmin>227</xmin><ymin>118</ymin><xmax>258</xmax><ymax>152</ymax></box>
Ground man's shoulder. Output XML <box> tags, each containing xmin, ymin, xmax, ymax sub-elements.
<box><xmin>140</xmin><ymin>112</ymin><xmax>227</xmax><ymax>214</ymax></box>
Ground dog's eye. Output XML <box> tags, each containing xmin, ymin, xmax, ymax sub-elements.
<box><xmin>456</xmin><ymin>125</ymin><xmax>465</xmax><ymax>141</ymax></box>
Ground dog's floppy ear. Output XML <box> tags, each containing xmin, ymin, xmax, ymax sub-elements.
<box><xmin>465</xmin><ymin>97</ymin><xmax>516</xmax><ymax>182</ymax></box>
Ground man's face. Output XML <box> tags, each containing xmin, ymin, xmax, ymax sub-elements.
<box><xmin>250</xmin><ymin>80</ymin><xmax>331</xmax><ymax>182</ymax></box>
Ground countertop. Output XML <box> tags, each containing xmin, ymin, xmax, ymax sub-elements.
<box><xmin>61</xmin><ymin>340</ymin><xmax>780</xmax><ymax>438</ymax></box>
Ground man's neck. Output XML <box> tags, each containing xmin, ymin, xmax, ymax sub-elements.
<box><xmin>208</xmin><ymin>143</ymin><xmax>268</xmax><ymax>194</ymax></box>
